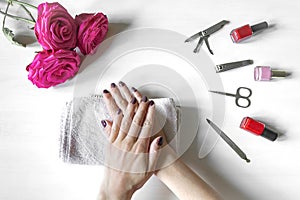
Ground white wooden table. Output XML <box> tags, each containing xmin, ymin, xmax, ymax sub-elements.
<box><xmin>1</xmin><ymin>0</ymin><xmax>300</xmax><ymax>199</ymax></box>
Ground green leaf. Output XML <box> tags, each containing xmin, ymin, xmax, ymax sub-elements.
<box><xmin>2</xmin><ymin>27</ymin><xmax>26</xmax><ymax>47</ymax></box>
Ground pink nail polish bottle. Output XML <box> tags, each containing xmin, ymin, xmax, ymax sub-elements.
<box><xmin>230</xmin><ymin>22</ymin><xmax>268</xmax><ymax>43</ymax></box>
<box><xmin>254</xmin><ymin>66</ymin><xmax>287</xmax><ymax>81</ymax></box>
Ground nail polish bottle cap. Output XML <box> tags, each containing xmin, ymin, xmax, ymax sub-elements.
<box><xmin>261</xmin><ymin>127</ymin><xmax>278</xmax><ymax>141</ymax></box>
<box><xmin>251</xmin><ymin>22</ymin><xmax>268</xmax><ymax>33</ymax></box>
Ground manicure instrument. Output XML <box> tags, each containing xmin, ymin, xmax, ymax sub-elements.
<box><xmin>206</xmin><ymin>119</ymin><xmax>250</xmax><ymax>163</ymax></box>
<box><xmin>215</xmin><ymin>59</ymin><xmax>253</xmax><ymax>73</ymax></box>
<box><xmin>209</xmin><ymin>87</ymin><xmax>252</xmax><ymax>108</ymax></box>
<box><xmin>185</xmin><ymin>20</ymin><xmax>229</xmax><ymax>54</ymax></box>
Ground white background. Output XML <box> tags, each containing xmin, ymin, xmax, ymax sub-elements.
<box><xmin>1</xmin><ymin>0</ymin><xmax>300</xmax><ymax>199</ymax></box>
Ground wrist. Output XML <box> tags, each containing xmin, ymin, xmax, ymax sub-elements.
<box><xmin>98</xmin><ymin>188</ymin><xmax>134</xmax><ymax>200</ymax></box>
<box><xmin>98</xmin><ymin>169</ymin><xmax>135</xmax><ymax>200</ymax></box>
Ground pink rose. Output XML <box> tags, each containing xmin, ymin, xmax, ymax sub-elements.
<box><xmin>34</xmin><ymin>2</ymin><xmax>78</xmax><ymax>51</ymax></box>
<box><xmin>26</xmin><ymin>50</ymin><xmax>81</xmax><ymax>88</ymax></box>
<box><xmin>75</xmin><ymin>13</ymin><xmax>108</xmax><ymax>55</ymax></box>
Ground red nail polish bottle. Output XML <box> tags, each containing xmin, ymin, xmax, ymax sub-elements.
<box><xmin>230</xmin><ymin>22</ymin><xmax>268</xmax><ymax>43</ymax></box>
<box><xmin>240</xmin><ymin>117</ymin><xmax>278</xmax><ymax>141</ymax></box>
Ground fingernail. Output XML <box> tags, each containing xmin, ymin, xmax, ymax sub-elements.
<box><xmin>119</xmin><ymin>81</ymin><xmax>125</xmax><ymax>87</ymax></box>
<box><xmin>101</xmin><ymin>120</ymin><xmax>107</xmax><ymax>128</ymax></box>
<box><xmin>149</xmin><ymin>100</ymin><xmax>154</xmax><ymax>106</ymax></box>
<box><xmin>157</xmin><ymin>137</ymin><xmax>163</xmax><ymax>146</ymax></box>
<box><xmin>131</xmin><ymin>97</ymin><xmax>137</xmax><ymax>104</ymax></box>
<box><xmin>141</xmin><ymin>96</ymin><xmax>148</xmax><ymax>102</ymax></box>
<box><xmin>131</xmin><ymin>87</ymin><xmax>137</xmax><ymax>92</ymax></box>
<box><xmin>103</xmin><ymin>89</ymin><xmax>109</xmax><ymax>94</ymax></box>
<box><xmin>117</xmin><ymin>108</ymin><xmax>122</xmax><ymax>115</ymax></box>
<box><xmin>111</xmin><ymin>83</ymin><xmax>116</xmax><ymax>88</ymax></box>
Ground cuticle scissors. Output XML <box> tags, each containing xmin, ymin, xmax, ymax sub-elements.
<box><xmin>209</xmin><ymin>87</ymin><xmax>252</xmax><ymax>108</ymax></box>
<box><xmin>185</xmin><ymin>20</ymin><xmax>229</xmax><ymax>54</ymax></box>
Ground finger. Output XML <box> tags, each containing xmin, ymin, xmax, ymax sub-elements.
<box><xmin>138</xmin><ymin>100</ymin><xmax>155</xmax><ymax>139</ymax></box>
<box><xmin>110</xmin><ymin>83</ymin><xmax>128</xmax><ymax>111</ymax></box>
<box><xmin>103</xmin><ymin>89</ymin><xmax>119</xmax><ymax>118</ymax></box>
<box><xmin>116</xmin><ymin>97</ymin><xmax>137</xmax><ymax>141</ymax></box>
<box><xmin>109</xmin><ymin>109</ymin><xmax>123</xmax><ymax>143</ymax></box>
<box><xmin>101</xmin><ymin>119</ymin><xmax>112</xmax><ymax>138</ymax></box>
<box><xmin>127</xmin><ymin>96</ymin><xmax>149</xmax><ymax>139</ymax></box>
<box><xmin>131</xmin><ymin>87</ymin><xmax>143</xmax><ymax>102</ymax></box>
<box><xmin>148</xmin><ymin>136</ymin><xmax>163</xmax><ymax>172</ymax></box>
<box><xmin>118</xmin><ymin>81</ymin><xmax>132</xmax><ymax>102</ymax></box>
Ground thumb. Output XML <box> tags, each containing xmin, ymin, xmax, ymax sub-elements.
<box><xmin>148</xmin><ymin>136</ymin><xmax>163</xmax><ymax>172</ymax></box>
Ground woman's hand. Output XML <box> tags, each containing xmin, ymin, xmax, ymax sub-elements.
<box><xmin>98</xmin><ymin>83</ymin><xmax>163</xmax><ymax>200</ymax></box>
<box><xmin>99</xmin><ymin>81</ymin><xmax>221</xmax><ymax>200</ymax></box>
<box><xmin>102</xmin><ymin>82</ymin><xmax>166</xmax><ymax>141</ymax></box>
<box><xmin>102</xmin><ymin>82</ymin><xmax>143</xmax><ymax>119</ymax></box>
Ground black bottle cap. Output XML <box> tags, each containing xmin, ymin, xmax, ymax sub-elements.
<box><xmin>251</xmin><ymin>22</ymin><xmax>268</xmax><ymax>33</ymax></box>
<box><xmin>261</xmin><ymin>126</ymin><xmax>278</xmax><ymax>141</ymax></box>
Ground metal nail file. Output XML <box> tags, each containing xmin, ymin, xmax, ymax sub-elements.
<box><xmin>206</xmin><ymin>119</ymin><xmax>250</xmax><ymax>163</ymax></box>
<box><xmin>215</xmin><ymin>59</ymin><xmax>253</xmax><ymax>73</ymax></box>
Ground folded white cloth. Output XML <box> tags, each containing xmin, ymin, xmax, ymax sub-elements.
<box><xmin>59</xmin><ymin>95</ymin><xmax>178</xmax><ymax>165</ymax></box>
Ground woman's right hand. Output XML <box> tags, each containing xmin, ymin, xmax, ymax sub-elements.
<box><xmin>102</xmin><ymin>81</ymin><xmax>166</xmax><ymax>143</ymax></box>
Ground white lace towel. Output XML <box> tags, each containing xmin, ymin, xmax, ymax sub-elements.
<box><xmin>59</xmin><ymin>95</ymin><xmax>178</xmax><ymax>165</ymax></box>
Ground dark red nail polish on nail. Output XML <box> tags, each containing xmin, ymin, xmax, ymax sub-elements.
<box><xmin>141</xmin><ymin>96</ymin><xmax>148</xmax><ymax>102</ymax></box>
<box><xmin>119</xmin><ymin>81</ymin><xmax>125</xmax><ymax>87</ymax></box>
<box><xmin>158</xmin><ymin>137</ymin><xmax>163</xmax><ymax>146</ymax></box>
<box><xmin>230</xmin><ymin>21</ymin><xmax>268</xmax><ymax>43</ymax></box>
<box><xmin>240</xmin><ymin>117</ymin><xmax>278</xmax><ymax>141</ymax></box>
<box><xmin>131</xmin><ymin>97</ymin><xmax>137</xmax><ymax>104</ymax></box>
<box><xmin>131</xmin><ymin>87</ymin><xmax>137</xmax><ymax>92</ymax></box>
<box><xmin>149</xmin><ymin>100</ymin><xmax>155</xmax><ymax>106</ymax></box>
<box><xmin>117</xmin><ymin>108</ymin><xmax>122</xmax><ymax>115</ymax></box>
<box><xmin>111</xmin><ymin>83</ymin><xmax>116</xmax><ymax>88</ymax></box>
<box><xmin>103</xmin><ymin>89</ymin><xmax>109</xmax><ymax>94</ymax></box>
<box><xmin>101</xmin><ymin>120</ymin><xmax>107</xmax><ymax>128</ymax></box>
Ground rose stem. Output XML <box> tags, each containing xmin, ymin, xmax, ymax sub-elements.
<box><xmin>2</xmin><ymin>2</ymin><xmax>10</xmax><ymax>29</ymax></box>
<box><xmin>6</xmin><ymin>0</ymin><xmax>37</xmax><ymax>10</ymax></box>
<box><xmin>0</xmin><ymin>9</ymin><xmax>35</xmax><ymax>24</ymax></box>
<box><xmin>20</xmin><ymin>4</ymin><xmax>36</xmax><ymax>23</ymax></box>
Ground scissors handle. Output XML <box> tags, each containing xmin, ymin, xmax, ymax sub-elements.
<box><xmin>235</xmin><ymin>98</ymin><xmax>251</xmax><ymax>108</ymax></box>
<box><xmin>235</xmin><ymin>87</ymin><xmax>252</xmax><ymax>108</ymax></box>
<box><xmin>237</xmin><ymin>87</ymin><xmax>252</xmax><ymax>98</ymax></box>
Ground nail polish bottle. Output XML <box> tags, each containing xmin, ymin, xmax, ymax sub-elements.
<box><xmin>230</xmin><ymin>22</ymin><xmax>268</xmax><ymax>43</ymax></box>
<box><xmin>240</xmin><ymin>117</ymin><xmax>278</xmax><ymax>141</ymax></box>
<box><xmin>254</xmin><ymin>66</ymin><xmax>287</xmax><ymax>81</ymax></box>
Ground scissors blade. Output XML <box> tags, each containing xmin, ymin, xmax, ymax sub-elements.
<box><xmin>185</xmin><ymin>32</ymin><xmax>202</xmax><ymax>43</ymax></box>
<box><xmin>209</xmin><ymin>90</ymin><xmax>236</xmax><ymax>97</ymax></box>
<box><xmin>204</xmin><ymin>37</ymin><xmax>213</xmax><ymax>55</ymax></box>
<box><xmin>206</xmin><ymin>119</ymin><xmax>250</xmax><ymax>163</ymax></box>
<box><xmin>193</xmin><ymin>37</ymin><xmax>204</xmax><ymax>53</ymax></box>
<box><xmin>204</xmin><ymin>20</ymin><xmax>230</xmax><ymax>35</ymax></box>
<box><xmin>185</xmin><ymin>20</ymin><xmax>229</xmax><ymax>42</ymax></box>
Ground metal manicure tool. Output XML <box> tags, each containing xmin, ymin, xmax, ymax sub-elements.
<box><xmin>215</xmin><ymin>59</ymin><xmax>253</xmax><ymax>73</ymax></box>
<box><xmin>209</xmin><ymin>87</ymin><xmax>252</xmax><ymax>108</ymax></box>
<box><xmin>206</xmin><ymin>119</ymin><xmax>250</xmax><ymax>163</ymax></box>
<box><xmin>185</xmin><ymin>20</ymin><xmax>229</xmax><ymax>54</ymax></box>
